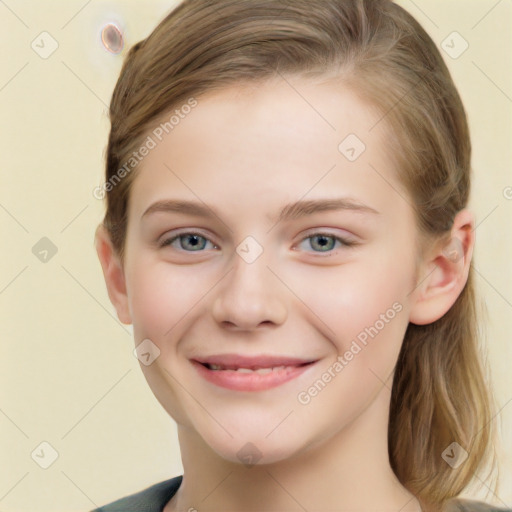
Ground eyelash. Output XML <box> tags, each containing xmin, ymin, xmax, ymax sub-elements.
<box><xmin>159</xmin><ymin>230</ymin><xmax>357</xmax><ymax>255</ymax></box>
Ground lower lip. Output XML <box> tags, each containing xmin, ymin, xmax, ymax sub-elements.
<box><xmin>191</xmin><ymin>360</ymin><xmax>316</xmax><ymax>391</ymax></box>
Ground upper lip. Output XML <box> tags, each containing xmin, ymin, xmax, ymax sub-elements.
<box><xmin>192</xmin><ymin>354</ymin><xmax>317</xmax><ymax>369</ymax></box>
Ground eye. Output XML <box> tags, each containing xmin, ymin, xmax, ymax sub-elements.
<box><xmin>296</xmin><ymin>232</ymin><xmax>356</xmax><ymax>254</ymax></box>
<box><xmin>159</xmin><ymin>232</ymin><xmax>217</xmax><ymax>252</ymax></box>
<box><xmin>158</xmin><ymin>230</ymin><xmax>356</xmax><ymax>254</ymax></box>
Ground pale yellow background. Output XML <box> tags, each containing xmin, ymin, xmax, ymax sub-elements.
<box><xmin>1</xmin><ymin>1</ymin><xmax>511</xmax><ymax>510</ymax></box>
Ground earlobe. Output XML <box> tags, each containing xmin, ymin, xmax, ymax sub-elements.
<box><xmin>95</xmin><ymin>225</ymin><xmax>132</xmax><ymax>324</ymax></box>
<box><xmin>408</xmin><ymin>209</ymin><xmax>474</xmax><ymax>326</ymax></box>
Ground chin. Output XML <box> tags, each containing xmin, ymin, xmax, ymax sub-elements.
<box><xmin>202</xmin><ymin>431</ymin><xmax>305</xmax><ymax>467</ymax></box>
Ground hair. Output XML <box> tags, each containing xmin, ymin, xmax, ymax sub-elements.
<box><xmin>101</xmin><ymin>0</ymin><xmax>500</xmax><ymax>510</ymax></box>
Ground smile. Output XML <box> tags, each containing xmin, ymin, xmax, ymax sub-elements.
<box><xmin>191</xmin><ymin>356</ymin><xmax>318</xmax><ymax>392</ymax></box>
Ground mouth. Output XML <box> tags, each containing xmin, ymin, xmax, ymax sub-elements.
<box><xmin>191</xmin><ymin>354</ymin><xmax>318</xmax><ymax>391</ymax></box>
<box><xmin>194</xmin><ymin>354</ymin><xmax>316</xmax><ymax>369</ymax></box>
<box><xmin>200</xmin><ymin>361</ymin><xmax>314</xmax><ymax>375</ymax></box>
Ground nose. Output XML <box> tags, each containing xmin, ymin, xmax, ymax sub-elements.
<box><xmin>211</xmin><ymin>249</ymin><xmax>287</xmax><ymax>331</ymax></box>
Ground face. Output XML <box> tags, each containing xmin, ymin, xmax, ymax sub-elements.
<box><xmin>120</xmin><ymin>77</ymin><xmax>421</xmax><ymax>465</ymax></box>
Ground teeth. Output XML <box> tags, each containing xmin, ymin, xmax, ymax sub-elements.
<box><xmin>255</xmin><ymin>368</ymin><xmax>273</xmax><ymax>375</ymax></box>
<box><xmin>206</xmin><ymin>364</ymin><xmax>291</xmax><ymax>373</ymax></box>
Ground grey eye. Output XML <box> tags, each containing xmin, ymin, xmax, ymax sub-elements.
<box><xmin>161</xmin><ymin>233</ymin><xmax>215</xmax><ymax>252</ymax></box>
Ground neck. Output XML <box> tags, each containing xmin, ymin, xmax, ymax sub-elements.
<box><xmin>165</xmin><ymin>386</ymin><xmax>423</xmax><ymax>512</ymax></box>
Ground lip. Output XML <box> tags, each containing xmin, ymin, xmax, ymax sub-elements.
<box><xmin>193</xmin><ymin>354</ymin><xmax>316</xmax><ymax>369</ymax></box>
<box><xmin>191</xmin><ymin>354</ymin><xmax>318</xmax><ymax>392</ymax></box>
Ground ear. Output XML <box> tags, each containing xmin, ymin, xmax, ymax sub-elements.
<box><xmin>95</xmin><ymin>224</ymin><xmax>132</xmax><ymax>324</ymax></box>
<box><xmin>409</xmin><ymin>209</ymin><xmax>474</xmax><ymax>325</ymax></box>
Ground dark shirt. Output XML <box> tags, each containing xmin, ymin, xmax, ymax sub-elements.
<box><xmin>91</xmin><ymin>475</ymin><xmax>511</xmax><ymax>512</ymax></box>
<box><xmin>92</xmin><ymin>476</ymin><xmax>182</xmax><ymax>512</ymax></box>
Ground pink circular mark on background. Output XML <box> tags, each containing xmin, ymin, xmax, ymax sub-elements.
<box><xmin>101</xmin><ymin>23</ymin><xmax>124</xmax><ymax>54</ymax></box>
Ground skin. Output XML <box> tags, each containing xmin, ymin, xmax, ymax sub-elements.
<box><xmin>96</xmin><ymin>76</ymin><xmax>475</xmax><ymax>512</ymax></box>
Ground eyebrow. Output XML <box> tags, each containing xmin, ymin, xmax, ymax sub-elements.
<box><xmin>141</xmin><ymin>197</ymin><xmax>380</xmax><ymax>223</ymax></box>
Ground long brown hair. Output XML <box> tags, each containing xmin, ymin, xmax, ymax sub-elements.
<box><xmin>100</xmin><ymin>1</ymin><xmax>499</xmax><ymax>509</ymax></box>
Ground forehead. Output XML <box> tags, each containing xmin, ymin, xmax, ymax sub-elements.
<box><xmin>127</xmin><ymin>77</ymin><xmax>408</xmax><ymax>222</ymax></box>
<box><xmin>169</xmin><ymin>77</ymin><xmax>387</xmax><ymax>162</ymax></box>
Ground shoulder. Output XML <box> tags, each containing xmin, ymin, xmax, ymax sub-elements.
<box><xmin>90</xmin><ymin>475</ymin><xmax>183</xmax><ymax>512</ymax></box>
<box><xmin>445</xmin><ymin>498</ymin><xmax>512</xmax><ymax>512</ymax></box>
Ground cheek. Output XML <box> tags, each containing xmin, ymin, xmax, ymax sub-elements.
<box><xmin>292</xmin><ymin>258</ymin><xmax>410</xmax><ymax>424</ymax></box>
<box><xmin>293</xmin><ymin>251</ymin><xmax>413</xmax><ymax>359</ymax></box>
<box><xmin>125</xmin><ymin>255</ymin><xmax>213</xmax><ymax>341</ymax></box>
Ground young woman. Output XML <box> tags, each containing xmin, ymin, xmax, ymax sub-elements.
<box><xmin>93</xmin><ymin>1</ymin><xmax>510</xmax><ymax>511</ymax></box>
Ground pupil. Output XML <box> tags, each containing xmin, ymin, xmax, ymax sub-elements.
<box><xmin>313</xmin><ymin>235</ymin><xmax>333</xmax><ymax>251</ymax></box>
<box><xmin>183</xmin><ymin>234</ymin><xmax>204</xmax><ymax>251</ymax></box>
